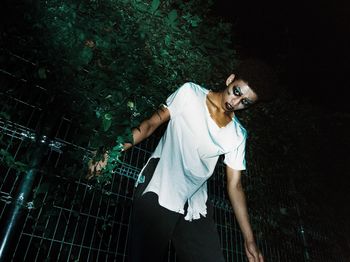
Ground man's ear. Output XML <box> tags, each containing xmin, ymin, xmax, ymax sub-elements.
<box><xmin>226</xmin><ymin>74</ymin><xmax>235</xmax><ymax>86</ymax></box>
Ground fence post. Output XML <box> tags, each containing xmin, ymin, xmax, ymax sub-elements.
<box><xmin>0</xmin><ymin>141</ymin><xmax>46</xmax><ymax>261</ymax></box>
<box><xmin>0</xmin><ymin>58</ymin><xmax>63</xmax><ymax>260</ymax></box>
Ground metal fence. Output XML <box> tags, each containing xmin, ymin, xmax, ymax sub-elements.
<box><xmin>0</xmin><ymin>49</ymin><xmax>346</xmax><ymax>262</ymax></box>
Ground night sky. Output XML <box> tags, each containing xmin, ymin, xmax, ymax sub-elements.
<box><xmin>212</xmin><ymin>0</ymin><xmax>350</xmax><ymax>227</ymax></box>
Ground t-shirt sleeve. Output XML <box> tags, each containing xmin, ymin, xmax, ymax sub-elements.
<box><xmin>223</xmin><ymin>136</ymin><xmax>247</xmax><ymax>170</ymax></box>
<box><xmin>165</xmin><ymin>83</ymin><xmax>192</xmax><ymax>118</ymax></box>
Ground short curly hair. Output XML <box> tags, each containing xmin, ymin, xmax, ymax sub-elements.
<box><xmin>234</xmin><ymin>58</ymin><xmax>277</xmax><ymax>102</ymax></box>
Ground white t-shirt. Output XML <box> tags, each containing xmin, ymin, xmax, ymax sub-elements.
<box><xmin>135</xmin><ymin>82</ymin><xmax>247</xmax><ymax>221</ymax></box>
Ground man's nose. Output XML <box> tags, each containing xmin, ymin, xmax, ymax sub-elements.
<box><xmin>231</xmin><ymin>97</ymin><xmax>242</xmax><ymax>107</ymax></box>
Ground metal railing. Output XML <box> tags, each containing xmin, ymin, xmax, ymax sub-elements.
<box><xmin>0</xmin><ymin>49</ymin><xmax>346</xmax><ymax>262</ymax></box>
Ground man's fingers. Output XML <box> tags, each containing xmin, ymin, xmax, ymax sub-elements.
<box><xmin>248</xmin><ymin>256</ymin><xmax>255</xmax><ymax>262</ymax></box>
<box><xmin>245</xmin><ymin>242</ymin><xmax>263</xmax><ymax>262</ymax></box>
<box><xmin>86</xmin><ymin>151</ymin><xmax>110</xmax><ymax>180</ymax></box>
<box><xmin>86</xmin><ymin>161</ymin><xmax>103</xmax><ymax>180</ymax></box>
<box><xmin>245</xmin><ymin>247</ymin><xmax>255</xmax><ymax>262</ymax></box>
<box><xmin>85</xmin><ymin>170</ymin><xmax>93</xmax><ymax>180</ymax></box>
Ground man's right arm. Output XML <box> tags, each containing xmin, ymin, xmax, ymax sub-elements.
<box><xmin>123</xmin><ymin>105</ymin><xmax>170</xmax><ymax>150</ymax></box>
<box><xmin>87</xmin><ymin>106</ymin><xmax>170</xmax><ymax>178</ymax></box>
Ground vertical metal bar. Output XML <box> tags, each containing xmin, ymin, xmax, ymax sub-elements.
<box><xmin>290</xmin><ymin>177</ymin><xmax>310</xmax><ymax>262</ymax></box>
<box><xmin>223</xmin><ymin>208</ymin><xmax>229</xmax><ymax>261</ymax></box>
<box><xmin>67</xmin><ymin>181</ymin><xmax>89</xmax><ymax>260</ymax></box>
<box><xmin>86</xmin><ymin>191</ymin><xmax>103</xmax><ymax>261</ymax></box>
<box><xmin>0</xmin><ymin>146</ymin><xmax>43</xmax><ymax>262</ymax></box>
<box><xmin>20</xmin><ymin>173</ymin><xmax>46</xmax><ymax>261</ymax></box>
<box><xmin>77</xmin><ymin>182</ymin><xmax>96</xmax><ymax>260</ymax></box>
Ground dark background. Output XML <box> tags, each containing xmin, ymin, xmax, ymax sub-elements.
<box><xmin>212</xmin><ymin>0</ymin><xmax>350</xmax><ymax>231</ymax></box>
<box><xmin>212</xmin><ymin>0</ymin><xmax>350</xmax><ymax>113</ymax></box>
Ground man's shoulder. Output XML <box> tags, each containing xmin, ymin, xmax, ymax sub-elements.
<box><xmin>179</xmin><ymin>82</ymin><xmax>208</xmax><ymax>96</ymax></box>
<box><xmin>232</xmin><ymin>117</ymin><xmax>248</xmax><ymax>140</ymax></box>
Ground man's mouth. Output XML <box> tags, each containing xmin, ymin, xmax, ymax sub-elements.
<box><xmin>225</xmin><ymin>102</ymin><xmax>234</xmax><ymax>111</ymax></box>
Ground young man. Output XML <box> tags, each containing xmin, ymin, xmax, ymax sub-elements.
<box><xmin>89</xmin><ymin>59</ymin><xmax>274</xmax><ymax>262</ymax></box>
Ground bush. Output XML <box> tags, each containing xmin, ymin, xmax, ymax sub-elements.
<box><xmin>31</xmin><ymin>0</ymin><xmax>237</xmax><ymax>149</ymax></box>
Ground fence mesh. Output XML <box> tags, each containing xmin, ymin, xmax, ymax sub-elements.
<box><xmin>0</xmin><ymin>49</ymin><xmax>346</xmax><ymax>262</ymax></box>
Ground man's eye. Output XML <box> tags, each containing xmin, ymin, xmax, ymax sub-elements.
<box><xmin>242</xmin><ymin>99</ymin><xmax>250</xmax><ymax>106</ymax></box>
<box><xmin>233</xmin><ymin>87</ymin><xmax>241</xmax><ymax>96</ymax></box>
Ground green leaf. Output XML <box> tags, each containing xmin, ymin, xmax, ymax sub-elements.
<box><xmin>104</xmin><ymin>113</ymin><xmax>112</xmax><ymax>120</ymax></box>
<box><xmin>78</xmin><ymin>32</ymin><xmax>85</xmax><ymax>41</ymax></box>
<box><xmin>132</xmin><ymin>1</ymin><xmax>148</xmax><ymax>12</ymax></box>
<box><xmin>95</xmin><ymin>109</ymin><xmax>101</xmax><ymax>118</ymax></box>
<box><xmin>150</xmin><ymin>0</ymin><xmax>160</xmax><ymax>13</ymax></box>
<box><xmin>79</xmin><ymin>47</ymin><xmax>93</xmax><ymax>65</ymax></box>
<box><xmin>168</xmin><ymin>10</ymin><xmax>178</xmax><ymax>22</ymax></box>
<box><xmin>164</xmin><ymin>35</ymin><xmax>171</xmax><ymax>47</ymax></box>
<box><xmin>102</xmin><ymin>114</ymin><xmax>112</xmax><ymax>131</ymax></box>
<box><xmin>38</xmin><ymin>68</ymin><xmax>47</xmax><ymax>79</ymax></box>
<box><xmin>190</xmin><ymin>17</ymin><xmax>200</xmax><ymax>27</ymax></box>
<box><xmin>14</xmin><ymin>161</ymin><xmax>28</xmax><ymax>172</ymax></box>
<box><xmin>0</xmin><ymin>111</ymin><xmax>10</xmax><ymax>120</ymax></box>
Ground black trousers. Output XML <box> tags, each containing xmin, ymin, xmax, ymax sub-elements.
<box><xmin>128</xmin><ymin>158</ymin><xmax>225</xmax><ymax>262</ymax></box>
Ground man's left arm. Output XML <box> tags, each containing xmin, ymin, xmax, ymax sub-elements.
<box><xmin>226</xmin><ymin>165</ymin><xmax>264</xmax><ymax>262</ymax></box>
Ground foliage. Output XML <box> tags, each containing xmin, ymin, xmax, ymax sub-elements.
<box><xmin>0</xmin><ymin>148</ymin><xmax>28</xmax><ymax>172</ymax></box>
<box><xmin>0</xmin><ymin>113</ymin><xmax>28</xmax><ymax>172</ymax></box>
<box><xmin>2</xmin><ymin>0</ymin><xmax>348</xmax><ymax>257</ymax></box>
<box><xmin>16</xmin><ymin>0</ymin><xmax>237</xmax><ymax>179</ymax></box>
<box><xmin>32</xmin><ymin>0</ymin><xmax>236</xmax><ymax>143</ymax></box>
<box><xmin>1</xmin><ymin>0</ymin><xmax>237</xmax><ymax>194</ymax></box>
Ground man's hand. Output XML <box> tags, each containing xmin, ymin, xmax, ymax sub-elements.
<box><xmin>245</xmin><ymin>240</ymin><xmax>264</xmax><ymax>262</ymax></box>
<box><xmin>86</xmin><ymin>152</ymin><xmax>109</xmax><ymax>180</ymax></box>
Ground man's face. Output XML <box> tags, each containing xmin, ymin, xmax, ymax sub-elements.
<box><xmin>221</xmin><ymin>75</ymin><xmax>258</xmax><ymax>112</ymax></box>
